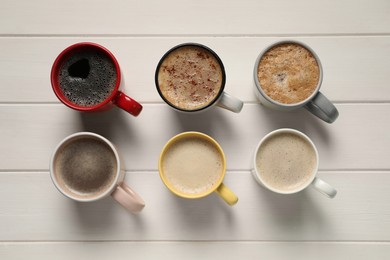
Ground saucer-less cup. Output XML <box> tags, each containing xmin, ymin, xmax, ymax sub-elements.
<box><xmin>159</xmin><ymin>131</ymin><xmax>238</xmax><ymax>205</ymax></box>
<box><xmin>254</xmin><ymin>40</ymin><xmax>339</xmax><ymax>123</ymax></box>
<box><xmin>155</xmin><ymin>43</ymin><xmax>243</xmax><ymax>113</ymax></box>
<box><xmin>252</xmin><ymin>128</ymin><xmax>337</xmax><ymax>198</ymax></box>
<box><xmin>50</xmin><ymin>132</ymin><xmax>145</xmax><ymax>213</ymax></box>
<box><xmin>51</xmin><ymin>42</ymin><xmax>142</xmax><ymax>116</ymax></box>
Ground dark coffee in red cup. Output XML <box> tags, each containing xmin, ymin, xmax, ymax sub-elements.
<box><xmin>51</xmin><ymin>42</ymin><xmax>142</xmax><ymax>116</ymax></box>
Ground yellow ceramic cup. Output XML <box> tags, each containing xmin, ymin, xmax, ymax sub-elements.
<box><xmin>158</xmin><ymin>131</ymin><xmax>238</xmax><ymax>206</ymax></box>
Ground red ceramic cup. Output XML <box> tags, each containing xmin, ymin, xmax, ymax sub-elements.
<box><xmin>51</xmin><ymin>42</ymin><xmax>142</xmax><ymax>116</ymax></box>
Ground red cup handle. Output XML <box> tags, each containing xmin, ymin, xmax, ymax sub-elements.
<box><xmin>114</xmin><ymin>91</ymin><xmax>143</xmax><ymax>116</ymax></box>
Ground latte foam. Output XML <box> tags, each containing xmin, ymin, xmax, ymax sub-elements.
<box><xmin>161</xmin><ymin>136</ymin><xmax>223</xmax><ymax>195</ymax></box>
<box><xmin>256</xmin><ymin>132</ymin><xmax>317</xmax><ymax>192</ymax></box>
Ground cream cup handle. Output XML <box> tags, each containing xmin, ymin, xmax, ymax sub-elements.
<box><xmin>311</xmin><ymin>177</ymin><xmax>337</xmax><ymax>198</ymax></box>
<box><xmin>111</xmin><ymin>183</ymin><xmax>145</xmax><ymax>213</ymax></box>
<box><xmin>215</xmin><ymin>183</ymin><xmax>239</xmax><ymax>206</ymax></box>
<box><xmin>304</xmin><ymin>91</ymin><xmax>339</xmax><ymax>123</ymax></box>
<box><xmin>216</xmin><ymin>92</ymin><xmax>244</xmax><ymax>113</ymax></box>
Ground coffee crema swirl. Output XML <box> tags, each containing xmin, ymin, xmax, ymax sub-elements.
<box><xmin>257</xmin><ymin>43</ymin><xmax>320</xmax><ymax>104</ymax></box>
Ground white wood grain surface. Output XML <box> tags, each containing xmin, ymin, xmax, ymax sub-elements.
<box><xmin>1</xmin><ymin>0</ymin><xmax>389</xmax><ymax>35</ymax></box>
<box><xmin>0</xmin><ymin>171</ymin><xmax>389</xmax><ymax>241</ymax></box>
<box><xmin>1</xmin><ymin>104</ymin><xmax>389</xmax><ymax>171</ymax></box>
<box><xmin>1</xmin><ymin>0</ymin><xmax>389</xmax><ymax>259</ymax></box>
<box><xmin>1</xmin><ymin>242</ymin><xmax>390</xmax><ymax>260</ymax></box>
<box><xmin>1</xmin><ymin>37</ymin><xmax>389</xmax><ymax>103</ymax></box>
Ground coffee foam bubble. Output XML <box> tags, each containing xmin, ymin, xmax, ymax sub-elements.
<box><xmin>257</xmin><ymin>43</ymin><xmax>320</xmax><ymax>104</ymax></box>
<box><xmin>58</xmin><ymin>51</ymin><xmax>117</xmax><ymax>107</ymax></box>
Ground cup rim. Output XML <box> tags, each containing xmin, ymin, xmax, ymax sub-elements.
<box><xmin>253</xmin><ymin>128</ymin><xmax>319</xmax><ymax>194</ymax></box>
<box><xmin>155</xmin><ymin>43</ymin><xmax>227</xmax><ymax>112</ymax></box>
<box><xmin>50</xmin><ymin>42</ymin><xmax>121</xmax><ymax>111</ymax></box>
<box><xmin>158</xmin><ymin>131</ymin><xmax>227</xmax><ymax>199</ymax></box>
<box><xmin>49</xmin><ymin>132</ymin><xmax>121</xmax><ymax>202</ymax></box>
<box><xmin>253</xmin><ymin>40</ymin><xmax>324</xmax><ymax>108</ymax></box>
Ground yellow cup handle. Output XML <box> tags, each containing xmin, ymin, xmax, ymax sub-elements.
<box><xmin>215</xmin><ymin>183</ymin><xmax>238</xmax><ymax>206</ymax></box>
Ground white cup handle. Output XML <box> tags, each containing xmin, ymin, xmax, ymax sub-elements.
<box><xmin>216</xmin><ymin>92</ymin><xmax>243</xmax><ymax>113</ymax></box>
<box><xmin>311</xmin><ymin>177</ymin><xmax>337</xmax><ymax>198</ymax></box>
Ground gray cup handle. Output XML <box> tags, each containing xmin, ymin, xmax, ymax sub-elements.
<box><xmin>304</xmin><ymin>91</ymin><xmax>339</xmax><ymax>123</ymax></box>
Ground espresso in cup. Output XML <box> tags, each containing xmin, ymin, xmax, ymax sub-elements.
<box><xmin>255</xmin><ymin>131</ymin><xmax>317</xmax><ymax>192</ymax></box>
<box><xmin>54</xmin><ymin>136</ymin><xmax>117</xmax><ymax>199</ymax></box>
<box><xmin>51</xmin><ymin>43</ymin><xmax>142</xmax><ymax>116</ymax></box>
<box><xmin>162</xmin><ymin>136</ymin><xmax>223</xmax><ymax>195</ymax></box>
<box><xmin>257</xmin><ymin>43</ymin><xmax>320</xmax><ymax>105</ymax></box>
<box><xmin>157</xmin><ymin>45</ymin><xmax>224</xmax><ymax>111</ymax></box>
<box><xmin>58</xmin><ymin>49</ymin><xmax>117</xmax><ymax>107</ymax></box>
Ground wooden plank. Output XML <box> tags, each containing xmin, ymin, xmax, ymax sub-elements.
<box><xmin>0</xmin><ymin>37</ymin><xmax>389</xmax><ymax>103</ymax></box>
<box><xmin>0</xmin><ymin>104</ymin><xmax>389</xmax><ymax>171</ymax></box>
<box><xmin>0</xmin><ymin>171</ymin><xmax>389</xmax><ymax>241</ymax></box>
<box><xmin>0</xmin><ymin>0</ymin><xmax>389</xmax><ymax>35</ymax></box>
<box><xmin>1</xmin><ymin>242</ymin><xmax>390</xmax><ymax>260</ymax></box>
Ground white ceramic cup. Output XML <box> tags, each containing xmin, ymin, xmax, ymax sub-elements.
<box><xmin>252</xmin><ymin>128</ymin><xmax>337</xmax><ymax>198</ymax></box>
<box><xmin>50</xmin><ymin>132</ymin><xmax>145</xmax><ymax>213</ymax></box>
<box><xmin>254</xmin><ymin>40</ymin><xmax>339</xmax><ymax>123</ymax></box>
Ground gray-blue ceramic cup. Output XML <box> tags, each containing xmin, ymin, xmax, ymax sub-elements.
<box><xmin>254</xmin><ymin>40</ymin><xmax>339</xmax><ymax>123</ymax></box>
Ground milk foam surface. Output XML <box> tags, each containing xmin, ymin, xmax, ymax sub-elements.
<box><xmin>257</xmin><ymin>43</ymin><xmax>320</xmax><ymax>104</ymax></box>
<box><xmin>158</xmin><ymin>46</ymin><xmax>223</xmax><ymax>110</ymax></box>
<box><xmin>162</xmin><ymin>137</ymin><xmax>223</xmax><ymax>195</ymax></box>
<box><xmin>55</xmin><ymin>137</ymin><xmax>117</xmax><ymax>198</ymax></box>
<box><xmin>256</xmin><ymin>132</ymin><xmax>317</xmax><ymax>191</ymax></box>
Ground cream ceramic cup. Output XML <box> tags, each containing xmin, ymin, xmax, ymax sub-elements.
<box><xmin>252</xmin><ymin>128</ymin><xmax>337</xmax><ymax>198</ymax></box>
<box><xmin>50</xmin><ymin>132</ymin><xmax>145</xmax><ymax>213</ymax></box>
<box><xmin>254</xmin><ymin>40</ymin><xmax>339</xmax><ymax>123</ymax></box>
<box><xmin>158</xmin><ymin>131</ymin><xmax>238</xmax><ymax>206</ymax></box>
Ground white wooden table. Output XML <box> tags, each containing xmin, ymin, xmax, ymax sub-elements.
<box><xmin>1</xmin><ymin>1</ymin><xmax>390</xmax><ymax>259</ymax></box>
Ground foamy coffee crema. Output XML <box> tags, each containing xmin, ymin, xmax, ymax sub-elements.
<box><xmin>157</xmin><ymin>46</ymin><xmax>223</xmax><ymax>110</ymax></box>
<box><xmin>54</xmin><ymin>137</ymin><xmax>117</xmax><ymax>198</ymax></box>
<box><xmin>256</xmin><ymin>132</ymin><xmax>317</xmax><ymax>192</ymax></box>
<box><xmin>257</xmin><ymin>43</ymin><xmax>320</xmax><ymax>104</ymax></box>
<box><xmin>58</xmin><ymin>50</ymin><xmax>117</xmax><ymax>107</ymax></box>
<box><xmin>162</xmin><ymin>137</ymin><xmax>223</xmax><ymax>195</ymax></box>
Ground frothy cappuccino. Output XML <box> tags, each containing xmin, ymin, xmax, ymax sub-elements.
<box><xmin>54</xmin><ymin>136</ymin><xmax>117</xmax><ymax>199</ymax></box>
<box><xmin>255</xmin><ymin>132</ymin><xmax>317</xmax><ymax>192</ymax></box>
<box><xmin>161</xmin><ymin>136</ymin><xmax>224</xmax><ymax>195</ymax></box>
<box><xmin>257</xmin><ymin>43</ymin><xmax>320</xmax><ymax>104</ymax></box>
<box><xmin>157</xmin><ymin>45</ymin><xmax>224</xmax><ymax>111</ymax></box>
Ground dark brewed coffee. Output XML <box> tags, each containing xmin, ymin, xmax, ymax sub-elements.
<box><xmin>58</xmin><ymin>50</ymin><xmax>117</xmax><ymax>107</ymax></box>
